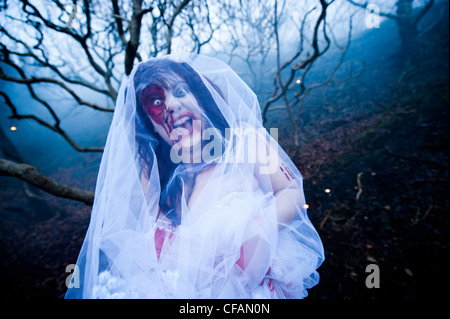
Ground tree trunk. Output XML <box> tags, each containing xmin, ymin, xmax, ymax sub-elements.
<box><xmin>396</xmin><ymin>0</ymin><xmax>417</xmax><ymax>53</ymax></box>
<box><xmin>125</xmin><ymin>0</ymin><xmax>144</xmax><ymax>76</ymax></box>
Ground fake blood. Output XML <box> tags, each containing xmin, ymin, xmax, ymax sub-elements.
<box><xmin>142</xmin><ymin>86</ymin><xmax>173</xmax><ymax>139</ymax></box>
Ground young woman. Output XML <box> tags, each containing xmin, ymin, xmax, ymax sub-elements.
<box><xmin>65</xmin><ymin>54</ymin><xmax>324</xmax><ymax>299</ymax></box>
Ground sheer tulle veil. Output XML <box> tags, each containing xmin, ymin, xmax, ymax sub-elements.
<box><xmin>65</xmin><ymin>53</ymin><xmax>324</xmax><ymax>299</ymax></box>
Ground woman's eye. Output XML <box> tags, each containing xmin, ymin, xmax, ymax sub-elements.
<box><xmin>176</xmin><ymin>88</ymin><xmax>187</xmax><ymax>97</ymax></box>
<box><xmin>153</xmin><ymin>99</ymin><xmax>162</xmax><ymax>106</ymax></box>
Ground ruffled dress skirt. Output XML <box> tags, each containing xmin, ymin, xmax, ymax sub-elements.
<box><xmin>92</xmin><ymin>190</ymin><xmax>323</xmax><ymax>299</ymax></box>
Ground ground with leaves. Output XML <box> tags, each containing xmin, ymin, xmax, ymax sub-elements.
<box><xmin>0</xmin><ymin>5</ymin><xmax>448</xmax><ymax>300</ymax></box>
<box><xmin>285</xmin><ymin>10</ymin><xmax>448</xmax><ymax>299</ymax></box>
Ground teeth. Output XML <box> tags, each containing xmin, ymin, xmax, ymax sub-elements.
<box><xmin>173</xmin><ymin>116</ymin><xmax>190</xmax><ymax>127</ymax></box>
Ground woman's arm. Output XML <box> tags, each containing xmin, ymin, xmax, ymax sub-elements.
<box><xmin>259</xmin><ymin>160</ymin><xmax>303</xmax><ymax>228</ymax></box>
<box><xmin>271</xmin><ymin>177</ymin><xmax>302</xmax><ymax>226</ymax></box>
<box><xmin>251</xmin><ymin>130</ymin><xmax>303</xmax><ymax>228</ymax></box>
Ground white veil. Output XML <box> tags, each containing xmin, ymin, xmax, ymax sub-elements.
<box><xmin>65</xmin><ymin>54</ymin><xmax>324</xmax><ymax>299</ymax></box>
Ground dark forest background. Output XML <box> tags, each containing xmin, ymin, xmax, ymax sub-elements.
<box><xmin>0</xmin><ymin>0</ymin><xmax>448</xmax><ymax>299</ymax></box>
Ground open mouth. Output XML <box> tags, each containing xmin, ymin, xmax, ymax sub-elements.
<box><xmin>171</xmin><ymin>114</ymin><xmax>196</xmax><ymax>133</ymax></box>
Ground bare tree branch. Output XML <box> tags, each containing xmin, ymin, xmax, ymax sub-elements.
<box><xmin>0</xmin><ymin>92</ymin><xmax>103</xmax><ymax>152</ymax></box>
<box><xmin>0</xmin><ymin>0</ymin><xmax>219</xmax><ymax>205</ymax></box>
<box><xmin>346</xmin><ymin>0</ymin><xmax>435</xmax><ymax>51</ymax></box>
<box><xmin>295</xmin><ymin>14</ymin><xmax>355</xmax><ymax>118</ymax></box>
<box><xmin>111</xmin><ymin>0</ymin><xmax>127</xmax><ymax>47</ymax></box>
<box><xmin>346</xmin><ymin>0</ymin><xmax>435</xmax><ymax>23</ymax></box>
<box><xmin>0</xmin><ymin>66</ymin><xmax>114</xmax><ymax>112</ymax></box>
<box><xmin>414</xmin><ymin>0</ymin><xmax>435</xmax><ymax>25</ymax></box>
<box><xmin>185</xmin><ymin>0</ymin><xmax>216</xmax><ymax>54</ymax></box>
<box><xmin>346</xmin><ymin>0</ymin><xmax>398</xmax><ymax>19</ymax></box>
<box><xmin>0</xmin><ymin>25</ymin><xmax>115</xmax><ymax>100</ymax></box>
<box><xmin>124</xmin><ymin>0</ymin><xmax>153</xmax><ymax>75</ymax></box>
<box><xmin>263</xmin><ymin>0</ymin><xmax>334</xmax><ymax>140</ymax></box>
<box><xmin>0</xmin><ymin>158</ymin><xmax>94</xmax><ymax>205</ymax></box>
<box><xmin>273</xmin><ymin>0</ymin><xmax>298</xmax><ymax>145</ymax></box>
<box><xmin>166</xmin><ymin>0</ymin><xmax>191</xmax><ymax>54</ymax></box>
<box><xmin>20</xmin><ymin>0</ymin><xmax>117</xmax><ymax>98</ymax></box>
<box><xmin>0</xmin><ymin>0</ymin><xmax>363</xmax><ymax>205</ymax></box>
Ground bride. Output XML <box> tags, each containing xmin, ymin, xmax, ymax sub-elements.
<box><xmin>65</xmin><ymin>54</ymin><xmax>324</xmax><ymax>299</ymax></box>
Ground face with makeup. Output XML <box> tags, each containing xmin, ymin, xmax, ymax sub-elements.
<box><xmin>141</xmin><ymin>78</ymin><xmax>206</xmax><ymax>150</ymax></box>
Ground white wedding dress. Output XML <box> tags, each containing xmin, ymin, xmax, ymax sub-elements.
<box><xmin>91</xmin><ymin>189</ymin><xmax>321</xmax><ymax>299</ymax></box>
<box><xmin>65</xmin><ymin>54</ymin><xmax>324</xmax><ymax>299</ymax></box>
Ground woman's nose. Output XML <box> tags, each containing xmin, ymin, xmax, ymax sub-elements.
<box><xmin>164</xmin><ymin>92</ymin><xmax>182</xmax><ymax>114</ymax></box>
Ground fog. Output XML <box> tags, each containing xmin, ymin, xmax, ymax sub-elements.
<box><xmin>0</xmin><ymin>0</ymin><xmax>445</xmax><ymax>185</ymax></box>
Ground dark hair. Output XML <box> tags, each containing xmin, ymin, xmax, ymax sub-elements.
<box><xmin>134</xmin><ymin>58</ymin><xmax>228</xmax><ymax>225</ymax></box>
